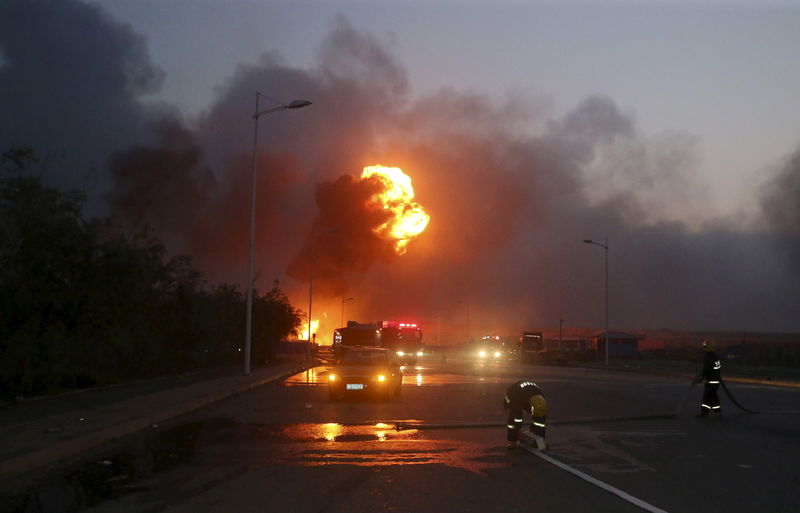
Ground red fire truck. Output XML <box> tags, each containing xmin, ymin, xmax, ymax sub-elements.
<box><xmin>376</xmin><ymin>321</ymin><xmax>424</xmax><ymax>365</ymax></box>
<box><xmin>333</xmin><ymin>320</ymin><xmax>424</xmax><ymax>365</ymax></box>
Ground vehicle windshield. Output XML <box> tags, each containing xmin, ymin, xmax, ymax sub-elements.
<box><xmin>340</xmin><ymin>351</ymin><xmax>389</xmax><ymax>366</ymax></box>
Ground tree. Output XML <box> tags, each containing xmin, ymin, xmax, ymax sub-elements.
<box><xmin>0</xmin><ymin>152</ymin><xmax>303</xmax><ymax>399</ymax></box>
<box><xmin>251</xmin><ymin>283</ymin><xmax>303</xmax><ymax>364</ymax></box>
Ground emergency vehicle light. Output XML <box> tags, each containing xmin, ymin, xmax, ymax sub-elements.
<box><xmin>380</xmin><ymin>321</ymin><xmax>418</xmax><ymax>328</ymax></box>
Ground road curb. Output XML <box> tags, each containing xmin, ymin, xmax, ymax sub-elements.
<box><xmin>0</xmin><ymin>363</ymin><xmax>317</xmax><ymax>483</ymax></box>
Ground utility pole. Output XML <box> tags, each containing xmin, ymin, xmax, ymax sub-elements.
<box><xmin>583</xmin><ymin>236</ymin><xmax>609</xmax><ymax>366</ymax></box>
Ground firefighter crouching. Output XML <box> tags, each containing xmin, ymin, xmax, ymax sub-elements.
<box><xmin>504</xmin><ymin>380</ymin><xmax>547</xmax><ymax>450</ymax></box>
<box><xmin>695</xmin><ymin>339</ymin><xmax>722</xmax><ymax>416</ymax></box>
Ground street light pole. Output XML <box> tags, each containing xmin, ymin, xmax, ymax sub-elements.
<box><xmin>244</xmin><ymin>93</ymin><xmax>311</xmax><ymax>375</ymax></box>
<box><xmin>583</xmin><ymin>237</ymin><xmax>609</xmax><ymax>366</ymax></box>
<box><xmin>307</xmin><ymin>242</ymin><xmax>313</xmax><ymax>361</ymax></box>
<box><xmin>306</xmin><ymin>228</ymin><xmax>337</xmax><ymax>362</ymax></box>
<box><xmin>341</xmin><ymin>297</ymin><xmax>354</xmax><ymax>327</ymax></box>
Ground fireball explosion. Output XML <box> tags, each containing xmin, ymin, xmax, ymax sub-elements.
<box><xmin>361</xmin><ymin>165</ymin><xmax>430</xmax><ymax>254</ymax></box>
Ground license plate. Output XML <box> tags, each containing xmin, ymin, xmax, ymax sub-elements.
<box><xmin>346</xmin><ymin>384</ymin><xmax>365</xmax><ymax>390</ymax></box>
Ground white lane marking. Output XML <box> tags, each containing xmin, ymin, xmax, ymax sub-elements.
<box><xmin>524</xmin><ymin>446</ymin><xmax>669</xmax><ymax>513</ymax></box>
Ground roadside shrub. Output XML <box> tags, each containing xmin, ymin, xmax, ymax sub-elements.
<box><xmin>0</xmin><ymin>152</ymin><xmax>301</xmax><ymax>399</ymax></box>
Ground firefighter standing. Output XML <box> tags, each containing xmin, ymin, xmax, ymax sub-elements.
<box><xmin>695</xmin><ymin>339</ymin><xmax>722</xmax><ymax>416</ymax></box>
<box><xmin>504</xmin><ymin>380</ymin><xmax>547</xmax><ymax>450</ymax></box>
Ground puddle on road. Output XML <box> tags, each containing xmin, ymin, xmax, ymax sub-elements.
<box><xmin>278</xmin><ymin>423</ymin><xmax>507</xmax><ymax>474</ymax></box>
<box><xmin>281</xmin><ymin>422</ymin><xmax>420</xmax><ymax>443</ymax></box>
<box><xmin>5</xmin><ymin>418</ymin><xmax>509</xmax><ymax>512</ymax></box>
<box><xmin>283</xmin><ymin>367</ymin><xmax>505</xmax><ymax>387</ymax></box>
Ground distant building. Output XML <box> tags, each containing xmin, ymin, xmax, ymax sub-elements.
<box><xmin>591</xmin><ymin>332</ymin><xmax>642</xmax><ymax>359</ymax></box>
<box><xmin>545</xmin><ymin>337</ymin><xmax>590</xmax><ymax>352</ymax></box>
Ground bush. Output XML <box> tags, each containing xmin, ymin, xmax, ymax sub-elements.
<box><xmin>0</xmin><ymin>152</ymin><xmax>301</xmax><ymax>399</ymax></box>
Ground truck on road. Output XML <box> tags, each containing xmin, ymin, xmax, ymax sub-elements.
<box><xmin>332</xmin><ymin>320</ymin><xmax>424</xmax><ymax>365</ymax></box>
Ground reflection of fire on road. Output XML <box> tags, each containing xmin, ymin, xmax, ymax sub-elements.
<box><xmin>282</xmin><ymin>368</ymin><xmax>505</xmax><ymax>386</ymax></box>
<box><xmin>279</xmin><ymin>423</ymin><xmax>505</xmax><ymax>475</ymax></box>
<box><xmin>321</xmin><ymin>422</ymin><xmax>344</xmax><ymax>442</ymax></box>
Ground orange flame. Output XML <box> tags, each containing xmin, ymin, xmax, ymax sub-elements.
<box><xmin>361</xmin><ymin>165</ymin><xmax>430</xmax><ymax>254</ymax></box>
<box><xmin>299</xmin><ymin>319</ymin><xmax>319</xmax><ymax>340</ymax></box>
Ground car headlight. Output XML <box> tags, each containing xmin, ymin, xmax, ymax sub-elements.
<box><xmin>416</xmin><ymin>351</ymin><xmax>424</xmax><ymax>357</ymax></box>
<box><xmin>328</xmin><ymin>374</ymin><xmax>337</xmax><ymax>382</ymax></box>
<box><xmin>397</xmin><ymin>351</ymin><xmax>405</xmax><ymax>356</ymax></box>
<box><xmin>494</xmin><ymin>351</ymin><xmax>502</xmax><ymax>358</ymax></box>
<box><xmin>376</xmin><ymin>374</ymin><xmax>386</xmax><ymax>382</ymax></box>
<box><xmin>478</xmin><ymin>351</ymin><xmax>487</xmax><ymax>358</ymax></box>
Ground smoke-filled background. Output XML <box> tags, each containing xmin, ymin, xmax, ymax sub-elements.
<box><xmin>2</xmin><ymin>1</ymin><xmax>799</xmax><ymax>343</ymax></box>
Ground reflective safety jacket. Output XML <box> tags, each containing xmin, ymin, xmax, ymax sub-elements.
<box><xmin>702</xmin><ymin>351</ymin><xmax>722</xmax><ymax>383</ymax></box>
<box><xmin>504</xmin><ymin>380</ymin><xmax>545</xmax><ymax>408</ymax></box>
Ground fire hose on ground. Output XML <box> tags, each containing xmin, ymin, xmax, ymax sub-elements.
<box><xmin>393</xmin><ymin>413</ymin><xmax>676</xmax><ymax>431</ymax></box>
<box><xmin>395</xmin><ymin>377</ymin><xmax>800</xmax><ymax>432</ymax></box>
<box><xmin>674</xmin><ymin>377</ymin><xmax>800</xmax><ymax>416</ymax></box>
<box><xmin>391</xmin><ymin>377</ymin><xmax>799</xmax><ymax>513</ymax></box>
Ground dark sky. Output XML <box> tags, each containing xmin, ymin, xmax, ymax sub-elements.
<box><xmin>1</xmin><ymin>1</ymin><xmax>798</xmax><ymax>339</ymax></box>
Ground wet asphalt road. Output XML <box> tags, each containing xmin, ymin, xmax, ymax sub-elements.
<box><xmin>27</xmin><ymin>356</ymin><xmax>800</xmax><ymax>513</ymax></box>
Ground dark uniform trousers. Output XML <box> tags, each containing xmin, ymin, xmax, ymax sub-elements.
<box><xmin>505</xmin><ymin>380</ymin><xmax>547</xmax><ymax>442</ymax></box>
<box><xmin>701</xmin><ymin>351</ymin><xmax>722</xmax><ymax>415</ymax></box>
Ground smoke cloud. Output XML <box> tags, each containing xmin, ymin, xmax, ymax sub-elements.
<box><xmin>760</xmin><ymin>147</ymin><xmax>800</xmax><ymax>238</ymax></box>
<box><xmin>0</xmin><ymin>0</ymin><xmax>163</xmax><ymax>202</ymax></box>
<box><xmin>285</xmin><ymin>173</ymin><xmax>396</xmax><ymax>296</ymax></box>
<box><xmin>2</xmin><ymin>5</ymin><xmax>799</xmax><ymax>337</ymax></box>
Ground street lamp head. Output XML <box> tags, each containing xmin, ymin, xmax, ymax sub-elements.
<box><xmin>287</xmin><ymin>99</ymin><xmax>312</xmax><ymax>109</ymax></box>
<box><xmin>583</xmin><ymin>239</ymin><xmax>593</xmax><ymax>244</ymax></box>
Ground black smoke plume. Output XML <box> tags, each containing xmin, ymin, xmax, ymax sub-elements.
<box><xmin>285</xmin><ymin>173</ymin><xmax>397</xmax><ymax>297</ymax></box>
<box><xmin>2</xmin><ymin>6</ymin><xmax>799</xmax><ymax>336</ymax></box>
<box><xmin>0</xmin><ymin>0</ymin><xmax>163</xmax><ymax>203</ymax></box>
